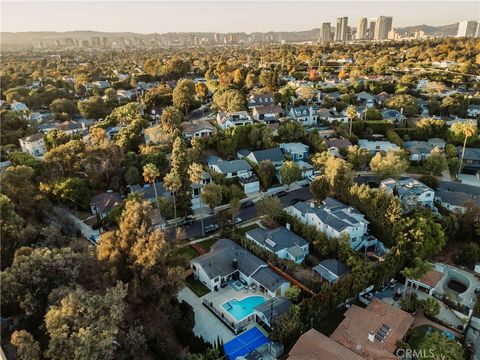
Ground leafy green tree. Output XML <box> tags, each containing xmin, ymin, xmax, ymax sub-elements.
<box><xmin>424</xmin><ymin>147</ymin><xmax>448</xmax><ymax>175</ymax></box>
<box><xmin>1</xmin><ymin>247</ymin><xmax>83</xmax><ymax>316</ymax></box>
<box><xmin>422</xmin><ymin>298</ymin><xmax>440</xmax><ymax>318</ymax></box>
<box><xmin>163</xmin><ymin>172</ymin><xmax>181</xmax><ymax>221</ymax></box>
<box><xmin>284</xmin><ymin>286</ymin><xmax>301</xmax><ymax>302</ymax></box>
<box><xmin>1</xmin><ymin>165</ymin><xmax>36</xmax><ymax>214</ymax></box>
<box><xmin>418</xmin><ymin>175</ymin><xmax>439</xmax><ymax>190</ymax></box>
<box><xmin>270</xmin><ymin>305</ymin><xmax>304</xmax><ymax>348</ymax></box>
<box><xmin>415</xmin><ymin>118</ymin><xmax>447</xmax><ymax>139</ymax></box>
<box><xmin>310</xmin><ymin>175</ymin><xmax>329</xmax><ymax>204</ymax></box>
<box><xmin>173</xmin><ymin>79</ymin><xmax>196</xmax><ymax>115</ymax></box>
<box><xmin>257</xmin><ymin>160</ymin><xmax>276</xmax><ymax>190</ymax></box>
<box><xmin>278</xmin><ymin>120</ymin><xmax>305</xmax><ymax>142</ymax></box>
<box><xmin>323</xmin><ymin>157</ymin><xmax>354</xmax><ymax>197</ymax></box>
<box><xmin>124</xmin><ymin>166</ymin><xmax>141</xmax><ymax>185</ymax></box>
<box><xmin>10</xmin><ymin>330</ymin><xmax>41</xmax><ymax>360</ymax></box>
<box><xmin>200</xmin><ymin>183</ymin><xmax>223</xmax><ymax>211</ymax></box>
<box><xmin>49</xmin><ymin>98</ymin><xmax>76</xmax><ymax>116</ymax></box>
<box><xmin>160</xmin><ymin>106</ymin><xmax>184</xmax><ymax>134</ymax></box>
<box><xmin>452</xmin><ymin>121</ymin><xmax>477</xmax><ymax>176</ymax></box>
<box><xmin>143</xmin><ymin>163</ymin><xmax>162</xmax><ymax>223</ymax></box>
<box><xmin>347</xmin><ymin>145</ymin><xmax>372</xmax><ymax>171</ymax></box>
<box><xmin>0</xmin><ymin>195</ymin><xmax>27</xmax><ymax>269</ymax></box>
<box><xmin>97</xmin><ymin>198</ymin><xmax>184</xmax><ymax>300</ymax></box>
<box><xmin>44</xmin><ymin>129</ymin><xmax>77</xmax><ymax>149</ymax></box>
<box><xmin>255</xmin><ymin>196</ymin><xmax>282</xmax><ymax>226</ymax></box>
<box><xmin>347</xmin><ymin>105</ymin><xmax>357</xmax><ymax>135</ymax></box>
<box><xmin>369</xmin><ymin>151</ymin><xmax>409</xmax><ymax>179</ymax></box>
<box><xmin>212</xmin><ymin>89</ymin><xmax>245</xmax><ymax>112</ymax></box>
<box><xmin>78</xmin><ymin>96</ymin><xmax>107</xmax><ymax>119</ymax></box>
<box><xmin>365</xmin><ymin>108</ymin><xmax>382</xmax><ymax>120</ymax></box>
<box><xmin>46</xmin><ymin>177</ymin><xmax>90</xmax><ymax>210</ymax></box>
<box><xmin>45</xmin><ymin>283</ymin><xmax>130</xmax><ymax>360</ymax></box>
<box><xmin>7</xmin><ymin>151</ymin><xmax>44</xmax><ymax>176</ymax></box>
<box><xmin>385</xmin><ymin>94</ymin><xmax>418</xmax><ymax>116</ymax></box>
<box><xmin>417</xmin><ymin>332</ymin><xmax>464</xmax><ymax>360</ymax></box>
<box><xmin>279</xmin><ymin>161</ymin><xmax>302</xmax><ymax>189</ymax></box>
<box><xmin>166</xmin><ymin>137</ymin><xmax>192</xmax><ymax>216</ymax></box>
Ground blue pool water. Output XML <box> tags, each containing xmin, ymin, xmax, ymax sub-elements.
<box><xmin>222</xmin><ymin>296</ymin><xmax>266</xmax><ymax>321</ymax></box>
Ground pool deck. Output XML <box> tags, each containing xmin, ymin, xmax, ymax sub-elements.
<box><xmin>203</xmin><ymin>285</ymin><xmax>272</xmax><ymax>326</ymax></box>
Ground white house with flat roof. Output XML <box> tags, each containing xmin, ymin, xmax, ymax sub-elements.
<box><xmin>380</xmin><ymin>177</ymin><xmax>435</xmax><ymax>211</ymax></box>
<box><xmin>217</xmin><ymin>111</ymin><xmax>253</xmax><ymax>129</ymax></box>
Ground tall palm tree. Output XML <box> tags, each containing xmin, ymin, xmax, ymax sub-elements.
<box><xmin>458</xmin><ymin>121</ymin><xmax>477</xmax><ymax>178</ymax></box>
<box><xmin>163</xmin><ymin>171</ymin><xmax>181</xmax><ymax>225</ymax></box>
<box><xmin>347</xmin><ymin>105</ymin><xmax>357</xmax><ymax>136</ymax></box>
<box><xmin>142</xmin><ymin>163</ymin><xmax>162</xmax><ymax>226</ymax></box>
<box><xmin>189</xmin><ymin>162</ymin><xmax>205</xmax><ymax>236</ymax></box>
<box><xmin>401</xmin><ymin>257</ymin><xmax>432</xmax><ymax>297</ymax></box>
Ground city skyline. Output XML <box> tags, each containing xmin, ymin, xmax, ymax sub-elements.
<box><xmin>1</xmin><ymin>1</ymin><xmax>479</xmax><ymax>33</ymax></box>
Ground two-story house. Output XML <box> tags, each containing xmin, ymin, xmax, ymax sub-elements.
<box><xmin>208</xmin><ymin>157</ymin><xmax>259</xmax><ymax>193</ymax></box>
<box><xmin>216</xmin><ymin>111</ymin><xmax>253</xmax><ymax>129</ymax></box>
<box><xmin>19</xmin><ymin>133</ymin><xmax>47</xmax><ymax>157</ymax></box>
<box><xmin>286</xmin><ymin>197</ymin><xmax>377</xmax><ymax>251</ymax></box>
<box><xmin>246</xmin><ymin>226</ymin><xmax>309</xmax><ymax>264</ymax></box>
<box><xmin>457</xmin><ymin>147</ymin><xmax>480</xmax><ymax>174</ymax></box>
<box><xmin>181</xmin><ymin>120</ymin><xmax>216</xmax><ymax>140</ymax></box>
<box><xmin>318</xmin><ymin>108</ymin><xmax>349</xmax><ymax>124</ymax></box>
<box><xmin>237</xmin><ymin>148</ymin><xmax>285</xmax><ymax>171</ymax></box>
<box><xmin>287</xmin><ymin>106</ymin><xmax>318</xmax><ymax>127</ymax></box>
<box><xmin>247</xmin><ymin>93</ymin><xmax>274</xmax><ymax>110</ymax></box>
<box><xmin>380</xmin><ymin>177</ymin><xmax>435</xmax><ymax>211</ymax></box>
<box><xmin>279</xmin><ymin>143</ymin><xmax>309</xmax><ymax>162</ymax></box>
<box><xmin>252</xmin><ymin>105</ymin><xmax>284</xmax><ymax>124</ymax></box>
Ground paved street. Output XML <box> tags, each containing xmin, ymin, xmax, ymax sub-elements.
<box><xmin>179</xmin><ymin>186</ymin><xmax>312</xmax><ymax>238</ymax></box>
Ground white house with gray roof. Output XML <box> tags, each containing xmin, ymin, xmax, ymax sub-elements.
<box><xmin>286</xmin><ymin>197</ymin><xmax>377</xmax><ymax>251</ymax></box>
<box><xmin>208</xmin><ymin>158</ymin><xmax>259</xmax><ymax>193</ymax></box>
<box><xmin>190</xmin><ymin>238</ymin><xmax>290</xmax><ymax>297</ymax></box>
<box><xmin>380</xmin><ymin>177</ymin><xmax>435</xmax><ymax>211</ymax></box>
<box><xmin>313</xmin><ymin>259</ymin><xmax>349</xmax><ymax>284</ymax></box>
<box><xmin>237</xmin><ymin>148</ymin><xmax>285</xmax><ymax>170</ymax></box>
<box><xmin>287</xmin><ymin>106</ymin><xmax>318</xmax><ymax>126</ymax></box>
<box><xmin>246</xmin><ymin>226</ymin><xmax>309</xmax><ymax>264</ymax></box>
<box><xmin>216</xmin><ymin>111</ymin><xmax>253</xmax><ymax>129</ymax></box>
<box><xmin>358</xmin><ymin>139</ymin><xmax>399</xmax><ymax>154</ymax></box>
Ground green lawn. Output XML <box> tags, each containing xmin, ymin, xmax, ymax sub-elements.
<box><xmin>185</xmin><ymin>274</ymin><xmax>210</xmax><ymax>297</ymax></box>
<box><xmin>407</xmin><ymin>325</ymin><xmax>439</xmax><ymax>350</ymax></box>
<box><xmin>174</xmin><ymin>246</ymin><xmax>198</xmax><ymax>261</ymax></box>
<box><xmin>200</xmin><ymin>237</ymin><xmax>219</xmax><ymax>251</ymax></box>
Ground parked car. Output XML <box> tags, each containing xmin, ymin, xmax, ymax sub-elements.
<box><xmin>276</xmin><ymin>190</ymin><xmax>288</xmax><ymax>197</ymax></box>
<box><xmin>240</xmin><ymin>200</ymin><xmax>254</xmax><ymax>208</ymax></box>
<box><xmin>89</xmin><ymin>233</ymin><xmax>100</xmax><ymax>243</ymax></box>
<box><xmin>289</xmin><ymin>198</ymin><xmax>302</xmax><ymax>205</ymax></box>
<box><xmin>228</xmin><ymin>217</ymin><xmax>242</xmax><ymax>225</ymax></box>
<box><xmin>204</xmin><ymin>223</ymin><xmax>219</xmax><ymax>234</ymax></box>
<box><xmin>179</xmin><ymin>217</ymin><xmax>194</xmax><ymax>227</ymax></box>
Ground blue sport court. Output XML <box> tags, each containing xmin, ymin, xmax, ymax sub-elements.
<box><xmin>224</xmin><ymin>327</ymin><xmax>269</xmax><ymax>360</ymax></box>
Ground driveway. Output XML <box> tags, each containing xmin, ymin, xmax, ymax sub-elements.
<box><xmin>61</xmin><ymin>208</ymin><xmax>99</xmax><ymax>244</ymax></box>
<box><xmin>177</xmin><ymin>287</ymin><xmax>235</xmax><ymax>344</ymax></box>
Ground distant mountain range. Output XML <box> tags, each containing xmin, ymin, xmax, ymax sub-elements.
<box><xmin>0</xmin><ymin>23</ymin><xmax>459</xmax><ymax>48</ymax></box>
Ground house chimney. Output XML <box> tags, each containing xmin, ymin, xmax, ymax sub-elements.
<box><xmin>286</xmin><ymin>223</ymin><xmax>291</xmax><ymax>231</ymax></box>
<box><xmin>232</xmin><ymin>258</ymin><xmax>238</xmax><ymax>269</ymax></box>
<box><xmin>310</xmin><ymin>202</ymin><xmax>315</xmax><ymax>208</ymax></box>
<box><xmin>368</xmin><ymin>332</ymin><xmax>375</xmax><ymax>342</ymax></box>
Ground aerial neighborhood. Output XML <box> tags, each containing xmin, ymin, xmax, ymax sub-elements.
<box><xmin>2</xmin><ymin>12</ymin><xmax>480</xmax><ymax>360</ymax></box>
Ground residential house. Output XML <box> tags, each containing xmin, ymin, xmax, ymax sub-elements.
<box><xmin>435</xmin><ymin>189</ymin><xmax>480</xmax><ymax>212</ymax></box>
<box><xmin>358</xmin><ymin>140</ymin><xmax>399</xmax><ymax>154</ymax></box>
<box><xmin>355</xmin><ymin>91</ymin><xmax>376</xmax><ymax>107</ymax></box>
<box><xmin>382</xmin><ymin>109</ymin><xmax>406</xmax><ymax>123</ymax></box>
<box><xmin>313</xmin><ymin>259</ymin><xmax>349</xmax><ymax>284</ymax></box>
<box><xmin>116</xmin><ymin>89</ymin><xmax>137</xmax><ymax>101</ymax></box>
<box><xmin>10</xmin><ymin>101</ymin><xmax>29</xmax><ymax>112</ymax></box>
<box><xmin>89</xmin><ymin>80</ymin><xmax>111</xmax><ymax>91</ymax></box>
<box><xmin>55</xmin><ymin>121</ymin><xmax>87</xmax><ymax>136</ymax></box>
<box><xmin>288</xmin><ymin>328</ymin><xmax>366</xmax><ymax>360</ymax></box>
<box><xmin>286</xmin><ymin>197</ymin><xmax>377</xmax><ymax>251</ymax></box>
<box><xmin>90</xmin><ymin>191</ymin><xmax>123</xmax><ymax>219</ymax></box>
<box><xmin>457</xmin><ymin>147</ymin><xmax>480</xmax><ymax>173</ymax></box>
<box><xmin>297</xmin><ymin>161</ymin><xmax>314</xmax><ymax>178</ymax></box>
<box><xmin>208</xmin><ymin>157</ymin><xmax>259</xmax><ymax>193</ymax></box>
<box><xmin>245</xmin><ymin>226</ymin><xmax>309</xmax><ymax>264</ymax></box>
<box><xmin>247</xmin><ymin>93</ymin><xmax>274</xmax><ymax>110</ymax></box>
<box><xmin>238</xmin><ymin>148</ymin><xmax>285</xmax><ymax>170</ymax></box>
<box><xmin>375</xmin><ymin>91</ymin><xmax>391</xmax><ymax>106</ymax></box>
<box><xmin>427</xmin><ymin>138</ymin><xmax>446</xmax><ymax>150</ymax></box>
<box><xmin>287</xmin><ymin>106</ymin><xmax>318</xmax><ymax>126</ymax></box>
<box><xmin>405</xmin><ymin>267</ymin><xmax>444</xmax><ymax>296</ymax></box>
<box><xmin>467</xmin><ymin>105</ymin><xmax>480</xmax><ymax>118</ymax></box>
<box><xmin>279</xmin><ymin>143</ymin><xmax>309</xmax><ymax>162</ymax></box>
<box><xmin>190</xmin><ymin>238</ymin><xmax>290</xmax><ymax>296</ymax></box>
<box><xmin>417</xmin><ymin>98</ymin><xmax>430</xmax><ymax>117</ymax></box>
<box><xmin>324</xmin><ymin>91</ymin><xmax>341</xmax><ymax>102</ymax></box>
<box><xmin>181</xmin><ymin>120</ymin><xmax>216</xmax><ymax>140</ymax></box>
<box><xmin>19</xmin><ymin>133</ymin><xmax>47</xmax><ymax>157</ymax></box>
<box><xmin>317</xmin><ymin>126</ymin><xmax>337</xmax><ymax>139</ymax></box>
<box><xmin>252</xmin><ymin>105</ymin><xmax>284</xmax><ymax>123</ymax></box>
<box><xmin>253</xmin><ymin>297</ymin><xmax>293</xmax><ymax>329</ymax></box>
<box><xmin>404</xmin><ymin>141</ymin><xmax>434</xmax><ymax>161</ymax></box>
<box><xmin>317</xmin><ymin>108</ymin><xmax>349</xmax><ymax>124</ymax></box>
<box><xmin>216</xmin><ymin>111</ymin><xmax>253</xmax><ymax>129</ymax></box>
<box><xmin>325</xmin><ymin>138</ymin><xmax>352</xmax><ymax>157</ymax></box>
<box><xmin>329</xmin><ymin>299</ymin><xmax>415</xmax><ymax>360</ymax></box>
<box><xmin>380</xmin><ymin>177</ymin><xmax>435</xmax><ymax>211</ymax></box>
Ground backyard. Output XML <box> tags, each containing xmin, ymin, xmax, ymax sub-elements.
<box><xmin>185</xmin><ymin>273</ymin><xmax>210</xmax><ymax>297</ymax></box>
<box><xmin>407</xmin><ymin>325</ymin><xmax>440</xmax><ymax>350</ymax></box>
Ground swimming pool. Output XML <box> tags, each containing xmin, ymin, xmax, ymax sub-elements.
<box><xmin>222</xmin><ymin>296</ymin><xmax>267</xmax><ymax>321</ymax></box>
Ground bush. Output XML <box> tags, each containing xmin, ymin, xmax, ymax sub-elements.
<box><xmin>386</xmin><ymin>129</ymin><xmax>404</xmax><ymax>147</ymax></box>
<box><xmin>400</xmin><ymin>293</ymin><xmax>420</xmax><ymax>313</ymax></box>
<box><xmin>418</xmin><ymin>175</ymin><xmax>439</xmax><ymax>190</ymax></box>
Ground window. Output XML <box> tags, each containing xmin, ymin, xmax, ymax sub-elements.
<box><xmin>192</xmin><ymin>265</ymin><xmax>196</xmax><ymax>271</ymax></box>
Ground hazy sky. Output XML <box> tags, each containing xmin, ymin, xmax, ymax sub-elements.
<box><xmin>2</xmin><ymin>1</ymin><xmax>479</xmax><ymax>33</ymax></box>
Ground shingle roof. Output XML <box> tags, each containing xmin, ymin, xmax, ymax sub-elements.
<box><xmin>253</xmin><ymin>104</ymin><xmax>283</xmax><ymax>115</ymax></box>
<box><xmin>313</xmin><ymin>259</ymin><xmax>349</xmax><ymax>279</ymax></box>
<box><xmin>459</xmin><ymin>147</ymin><xmax>480</xmax><ymax>161</ymax></box>
<box><xmin>21</xmin><ymin>133</ymin><xmax>44</xmax><ymax>142</ymax></box>
<box><xmin>181</xmin><ymin>120</ymin><xmax>215</xmax><ymax>135</ymax></box>
<box><xmin>130</xmin><ymin>182</ymin><xmax>168</xmax><ymax>200</ymax></box>
<box><xmin>250</xmin><ymin>266</ymin><xmax>288</xmax><ymax>293</ymax></box>
<box><xmin>90</xmin><ymin>192</ymin><xmax>122</xmax><ymax>213</ymax></box>
<box><xmin>212</xmin><ymin>159</ymin><xmax>252</xmax><ymax>174</ymax></box>
<box><xmin>249</xmin><ymin>148</ymin><xmax>285</xmax><ymax>163</ymax></box>
<box><xmin>246</xmin><ymin>226</ymin><xmax>308</xmax><ymax>253</ymax></box>
<box><xmin>254</xmin><ymin>296</ymin><xmax>293</xmax><ymax>321</ymax></box>
<box><xmin>435</xmin><ymin>189</ymin><xmax>480</xmax><ymax>207</ymax></box>
<box><xmin>326</xmin><ymin>138</ymin><xmax>352</xmax><ymax>150</ymax></box>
